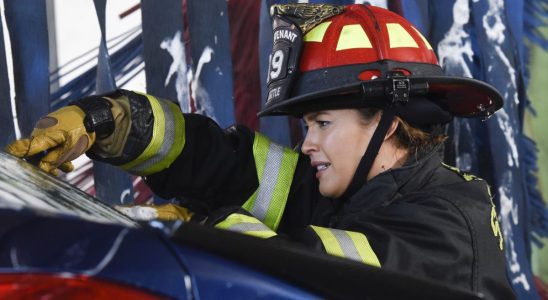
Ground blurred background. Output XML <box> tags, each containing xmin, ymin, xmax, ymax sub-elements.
<box><xmin>0</xmin><ymin>0</ymin><xmax>546</xmax><ymax>298</ymax></box>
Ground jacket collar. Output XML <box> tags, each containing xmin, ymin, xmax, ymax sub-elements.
<box><xmin>342</xmin><ymin>146</ymin><xmax>443</xmax><ymax>213</ymax></box>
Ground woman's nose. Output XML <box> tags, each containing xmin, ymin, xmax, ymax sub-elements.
<box><xmin>301</xmin><ymin>132</ymin><xmax>317</xmax><ymax>155</ymax></box>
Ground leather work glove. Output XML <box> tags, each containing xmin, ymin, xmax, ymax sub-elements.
<box><xmin>5</xmin><ymin>105</ymin><xmax>96</xmax><ymax>176</ymax></box>
<box><xmin>115</xmin><ymin>204</ymin><xmax>194</xmax><ymax>222</ymax></box>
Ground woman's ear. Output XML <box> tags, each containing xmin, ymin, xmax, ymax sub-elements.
<box><xmin>384</xmin><ymin>117</ymin><xmax>400</xmax><ymax>141</ymax></box>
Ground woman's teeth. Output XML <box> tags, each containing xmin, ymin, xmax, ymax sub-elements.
<box><xmin>317</xmin><ymin>163</ymin><xmax>330</xmax><ymax>171</ymax></box>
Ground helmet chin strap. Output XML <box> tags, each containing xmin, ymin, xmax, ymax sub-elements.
<box><xmin>338</xmin><ymin>108</ymin><xmax>396</xmax><ymax>199</ymax></box>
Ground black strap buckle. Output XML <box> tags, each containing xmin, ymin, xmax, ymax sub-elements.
<box><xmin>387</xmin><ymin>73</ymin><xmax>410</xmax><ymax>106</ymax></box>
<box><xmin>71</xmin><ymin>95</ymin><xmax>115</xmax><ymax>139</ymax></box>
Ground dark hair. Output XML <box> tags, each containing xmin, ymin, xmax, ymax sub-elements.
<box><xmin>358</xmin><ymin>108</ymin><xmax>447</xmax><ymax>153</ymax></box>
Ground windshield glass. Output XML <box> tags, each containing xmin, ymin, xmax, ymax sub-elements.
<box><xmin>0</xmin><ymin>151</ymin><xmax>137</xmax><ymax>227</ymax></box>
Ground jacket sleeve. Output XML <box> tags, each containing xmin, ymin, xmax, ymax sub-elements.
<box><xmin>350</xmin><ymin>196</ymin><xmax>473</xmax><ymax>271</ymax></box>
<box><xmin>288</xmin><ymin>225</ymin><xmax>382</xmax><ymax>267</ymax></box>
<box><xmin>205</xmin><ymin>204</ymin><xmax>382</xmax><ymax>269</ymax></box>
<box><xmin>88</xmin><ymin>90</ymin><xmax>300</xmax><ymax>230</ymax></box>
<box><xmin>146</xmin><ymin>112</ymin><xmax>299</xmax><ymax>231</ymax></box>
<box><xmin>329</xmin><ymin>194</ymin><xmax>482</xmax><ymax>289</ymax></box>
<box><xmin>276</xmin><ymin>195</ymin><xmax>472</xmax><ymax>271</ymax></box>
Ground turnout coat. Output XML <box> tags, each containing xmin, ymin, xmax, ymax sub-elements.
<box><xmin>92</xmin><ymin>91</ymin><xmax>514</xmax><ymax>299</ymax></box>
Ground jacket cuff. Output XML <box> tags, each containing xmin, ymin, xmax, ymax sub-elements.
<box><xmin>208</xmin><ymin>206</ymin><xmax>278</xmax><ymax>239</ymax></box>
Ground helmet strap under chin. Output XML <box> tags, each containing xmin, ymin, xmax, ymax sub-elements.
<box><xmin>339</xmin><ymin>108</ymin><xmax>396</xmax><ymax>199</ymax></box>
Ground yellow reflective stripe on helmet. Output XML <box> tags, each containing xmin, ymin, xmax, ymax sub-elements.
<box><xmin>304</xmin><ymin>21</ymin><xmax>331</xmax><ymax>42</ymax></box>
<box><xmin>411</xmin><ymin>26</ymin><xmax>433</xmax><ymax>50</ymax></box>
<box><xmin>386</xmin><ymin>23</ymin><xmax>418</xmax><ymax>48</ymax></box>
<box><xmin>121</xmin><ymin>95</ymin><xmax>185</xmax><ymax>175</ymax></box>
<box><xmin>336</xmin><ymin>24</ymin><xmax>372</xmax><ymax>50</ymax></box>
<box><xmin>242</xmin><ymin>133</ymin><xmax>299</xmax><ymax>231</ymax></box>
<box><xmin>310</xmin><ymin>226</ymin><xmax>381</xmax><ymax>267</ymax></box>
<box><xmin>216</xmin><ymin>213</ymin><xmax>277</xmax><ymax>239</ymax></box>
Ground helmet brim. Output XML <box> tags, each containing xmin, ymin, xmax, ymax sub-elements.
<box><xmin>258</xmin><ymin>75</ymin><xmax>503</xmax><ymax>123</ymax></box>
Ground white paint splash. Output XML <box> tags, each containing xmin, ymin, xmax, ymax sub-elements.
<box><xmin>161</xmin><ymin>31</ymin><xmax>191</xmax><ymax>112</ymax></box>
<box><xmin>0</xmin><ymin>0</ymin><xmax>21</xmax><ymax>139</ymax></box>
<box><xmin>161</xmin><ymin>32</ymin><xmax>217</xmax><ymax>121</ymax></box>
<box><xmin>495</xmin><ymin>109</ymin><xmax>519</xmax><ymax>168</ymax></box>
<box><xmin>440</xmin><ymin>0</ymin><xmax>528</xmax><ymax>291</ymax></box>
<box><xmin>499</xmin><ymin>178</ymin><xmax>519</xmax><ymax>229</ymax></box>
<box><xmin>437</xmin><ymin>0</ymin><xmax>474</xmax><ymax>78</ymax></box>
<box><xmin>499</xmin><ymin>178</ymin><xmax>530</xmax><ymax>290</ymax></box>
<box><xmin>188</xmin><ymin>46</ymin><xmax>217</xmax><ymax>121</ymax></box>
<box><xmin>357</xmin><ymin>0</ymin><xmax>387</xmax><ymax>7</ymax></box>
<box><xmin>482</xmin><ymin>0</ymin><xmax>505</xmax><ymax>44</ymax></box>
<box><xmin>481</xmin><ymin>0</ymin><xmax>528</xmax><ymax>291</ymax></box>
<box><xmin>495</xmin><ymin>46</ymin><xmax>519</xmax><ymax>106</ymax></box>
<box><xmin>482</xmin><ymin>0</ymin><xmax>519</xmax><ymax>106</ymax></box>
<box><xmin>453</xmin><ymin>119</ymin><xmax>474</xmax><ymax>170</ymax></box>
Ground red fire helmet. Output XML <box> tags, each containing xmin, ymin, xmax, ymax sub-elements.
<box><xmin>259</xmin><ymin>4</ymin><xmax>503</xmax><ymax>127</ymax></box>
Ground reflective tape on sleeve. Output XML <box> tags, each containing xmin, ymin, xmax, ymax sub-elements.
<box><xmin>215</xmin><ymin>213</ymin><xmax>277</xmax><ymax>239</ymax></box>
<box><xmin>310</xmin><ymin>226</ymin><xmax>380</xmax><ymax>267</ymax></box>
<box><xmin>121</xmin><ymin>94</ymin><xmax>185</xmax><ymax>175</ymax></box>
<box><xmin>242</xmin><ymin>133</ymin><xmax>299</xmax><ymax>231</ymax></box>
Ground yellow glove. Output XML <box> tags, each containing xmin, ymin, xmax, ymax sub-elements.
<box><xmin>115</xmin><ymin>204</ymin><xmax>194</xmax><ymax>222</ymax></box>
<box><xmin>5</xmin><ymin>105</ymin><xmax>96</xmax><ymax>176</ymax></box>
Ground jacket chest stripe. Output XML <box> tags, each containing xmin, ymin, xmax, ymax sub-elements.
<box><xmin>243</xmin><ymin>133</ymin><xmax>298</xmax><ymax>231</ymax></box>
<box><xmin>253</xmin><ymin>142</ymin><xmax>284</xmax><ymax>220</ymax></box>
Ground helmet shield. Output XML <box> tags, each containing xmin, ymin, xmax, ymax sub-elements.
<box><xmin>266</xmin><ymin>15</ymin><xmax>303</xmax><ymax>106</ymax></box>
<box><xmin>265</xmin><ymin>4</ymin><xmax>345</xmax><ymax>113</ymax></box>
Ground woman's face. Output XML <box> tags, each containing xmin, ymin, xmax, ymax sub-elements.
<box><xmin>301</xmin><ymin>109</ymin><xmax>378</xmax><ymax>198</ymax></box>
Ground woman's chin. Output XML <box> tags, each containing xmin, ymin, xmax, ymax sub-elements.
<box><xmin>319</xmin><ymin>184</ymin><xmax>343</xmax><ymax>199</ymax></box>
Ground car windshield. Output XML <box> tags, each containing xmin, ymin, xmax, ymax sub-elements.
<box><xmin>0</xmin><ymin>151</ymin><xmax>137</xmax><ymax>227</ymax></box>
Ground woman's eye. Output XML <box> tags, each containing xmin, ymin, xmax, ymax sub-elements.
<box><xmin>317</xmin><ymin>121</ymin><xmax>330</xmax><ymax>128</ymax></box>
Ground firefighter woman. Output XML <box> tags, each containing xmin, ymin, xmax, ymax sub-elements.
<box><xmin>6</xmin><ymin>4</ymin><xmax>514</xmax><ymax>299</ymax></box>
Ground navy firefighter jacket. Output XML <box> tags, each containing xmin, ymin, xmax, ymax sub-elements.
<box><xmin>90</xmin><ymin>91</ymin><xmax>515</xmax><ymax>299</ymax></box>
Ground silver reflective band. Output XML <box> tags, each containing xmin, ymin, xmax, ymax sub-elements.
<box><xmin>131</xmin><ymin>99</ymin><xmax>177</xmax><ymax>173</ymax></box>
<box><xmin>250</xmin><ymin>142</ymin><xmax>284</xmax><ymax>220</ymax></box>
<box><xmin>331</xmin><ymin>229</ymin><xmax>362</xmax><ymax>261</ymax></box>
<box><xmin>216</xmin><ymin>213</ymin><xmax>277</xmax><ymax>239</ymax></box>
<box><xmin>242</xmin><ymin>133</ymin><xmax>298</xmax><ymax>231</ymax></box>
<box><xmin>310</xmin><ymin>226</ymin><xmax>380</xmax><ymax>267</ymax></box>
<box><xmin>228</xmin><ymin>222</ymin><xmax>272</xmax><ymax>233</ymax></box>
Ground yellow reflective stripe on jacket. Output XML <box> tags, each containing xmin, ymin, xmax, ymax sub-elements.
<box><xmin>121</xmin><ymin>94</ymin><xmax>185</xmax><ymax>175</ymax></box>
<box><xmin>441</xmin><ymin>163</ymin><xmax>478</xmax><ymax>182</ymax></box>
<box><xmin>444</xmin><ymin>163</ymin><xmax>505</xmax><ymax>250</ymax></box>
<box><xmin>215</xmin><ymin>213</ymin><xmax>277</xmax><ymax>239</ymax></box>
<box><xmin>310</xmin><ymin>226</ymin><xmax>381</xmax><ymax>267</ymax></box>
<box><xmin>242</xmin><ymin>133</ymin><xmax>298</xmax><ymax>231</ymax></box>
